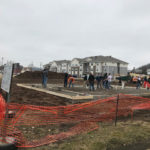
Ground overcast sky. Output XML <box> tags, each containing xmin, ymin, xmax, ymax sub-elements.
<box><xmin>0</xmin><ymin>0</ymin><xmax>150</xmax><ymax>69</ymax></box>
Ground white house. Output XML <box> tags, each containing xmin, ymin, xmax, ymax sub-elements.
<box><xmin>61</xmin><ymin>60</ymin><xmax>71</xmax><ymax>73</ymax></box>
<box><xmin>45</xmin><ymin>55</ymin><xmax>128</xmax><ymax>77</ymax></box>
<box><xmin>69</xmin><ymin>58</ymin><xmax>83</xmax><ymax>77</ymax></box>
<box><xmin>69</xmin><ymin>56</ymin><xmax>128</xmax><ymax>77</ymax></box>
<box><xmin>147</xmin><ymin>69</ymin><xmax>150</xmax><ymax>75</ymax></box>
<box><xmin>50</xmin><ymin>61</ymin><xmax>59</xmax><ymax>72</ymax></box>
<box><xmin>50</xmin><ymin>60</ymin><xmax>71</xmax><ymax>73</ymax></box>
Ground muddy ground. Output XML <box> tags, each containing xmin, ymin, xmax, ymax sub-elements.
<box><xmin>9</xmin><ymin>71</ymin><xmax>69</xmax><ymax>106</ymax></box>
<box><xmin>10</xmin><ymin>83</ymin><xmax>70</xmax><ymax>106</ymax></box>
<box><xmin>2</xmin><ymin>71</ymin><xmax>150</xmax><ymax>150</ymax></box>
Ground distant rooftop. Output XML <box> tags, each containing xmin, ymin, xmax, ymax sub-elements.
<box><xmin>77</xmin><ymin>55</ymin><xmax>128</xmax><ymax>64</ymax></box>
<box><xmin>45</xmin><ymin>55</ymin><xmax>128</xmax><ymax>66</ymax></box>
<box><xmin>54</xmin><ymin>60</ymin><xmax>71</xmax><ymax>65</ymax></box>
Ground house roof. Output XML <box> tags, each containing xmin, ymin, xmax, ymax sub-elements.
<box><xmin>54</xmin><ymin>60</ymin><xmax>71</xmax><ymax>65</ymax></box>
<box><xmin>73</xmin><ymin>58</ymin><xmax>84</xmax><ymax>62</ymax></box>
<box><xmin>45</xmin><ymin>55</ymin><xmax>128</xmax><ymax>66</ymax></box>
<box><xmin>81</xmin><ymin>55</ymin><xmax>128</xmax><ymax>64</ymax></box>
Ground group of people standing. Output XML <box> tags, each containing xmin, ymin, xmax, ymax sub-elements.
<box><xmin>84</xmin><ymin>73</ymin><xmax>113</xmax><ymax>91</ymax></box>
<box><xmin>42</xmin><ymin>69</ymin><xmax>76</xmax><ymax>89</ymax></box>
<box><xmin>64</xmin><ymin>72</ymin><xmax>113</xmax><ymax>91</ymax></box>
<box><xmin>41</xmin><ymin>68</ymin><xmax>150</xmax><ymax>91</ymax></box>
<box><xmin>136</xmin><ymin>76</ymin><xmax>150</xmax><ymax>89</ymax></box>
<box><xmin>117</xmin><ymin>74</ymin><xmax>150</xmax><ymax>90</ymax></box>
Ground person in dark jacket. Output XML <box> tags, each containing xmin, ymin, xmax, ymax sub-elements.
<box><xmin>103</xmin><ymin>73</ymin><xmax>108</xmax><ymax>89</ymax></box>
<box><xmin>64</xmin><ymin>73</ymin><xmax>68</xmax><ymax>87</ymax></box>
<box><xmin>83</xmin><ymin>74</ymin><xmax>88</xmax><ymax>88</ymax></box>
<box><xmin>88</xmin><ymin>73</ymin><xmax>95</xmax><ymax>91</ymax></box>
<box><xmin>136</xmin><ymin>76</ymin><xmax>141</xmax><ymax>89</ymax></box>
<box><xmin>42</xmin><ymin>68</ymin><xmax>48</xmax><ymax>88</ymax></box>
<box><xmin>96</xmin><ymin>73</ymin><xmax>102</xmax><ymax>89</ymax></box>
<box><xmin>144</xmin><ymin>76</ymin><xmax>148</xmax><ymax>82</ymax></box>
<box><xmin>148</xmin><ymin>76</ymin><xmax>150</xmax><ymax>84</ymax></box>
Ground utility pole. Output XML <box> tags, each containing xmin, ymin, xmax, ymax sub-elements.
<box><xmin>1</xmin><ymin>57</ymin><xmax>4</xmax><ymax>66</ymax></box>
<box><xmin>115</xmin><ymin>94</ymin><xmax>119</xmax><ymax>126</ymax></box>
<box><xmin>40</xmin><ymin>62</ymin><xmax>42</xmax><ymax>70</ymax></box>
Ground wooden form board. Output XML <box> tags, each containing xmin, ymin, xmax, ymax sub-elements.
<box><xmin>111</xmin><ymin>85</ymin><xmax>146</xmax><ymax>90</ymax></box>
<box><xmin>17</xmin><ymin>84</ymin><xmax>93</xmax><ymax>100</ymax></box>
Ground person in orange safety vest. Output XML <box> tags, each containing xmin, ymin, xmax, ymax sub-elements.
<box><xmin>68</xmin><ymin>75</ymin><xmax>75</xmax><ymax>88</ymax></box>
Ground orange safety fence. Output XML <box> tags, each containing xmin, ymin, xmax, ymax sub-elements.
<box><xmin>0</xmin><ymin>94</ymin><xmax>150</xmax><ymax>148</ymax></box>
<box><xmin>143</xmin><ymin>81</ymin><xmax>150</xmax><ymax>88</ymax></box>
<box><xmin>0</xmin><ymin>94</ymin><xmax>6</xmax><ymax>121</ymax></box>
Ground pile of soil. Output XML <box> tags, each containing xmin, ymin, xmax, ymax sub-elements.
<box><xmin>7</xmin><ymin>71</ymin><xmax>71</xmax><ymax>106</ymax></box>
<box><xmin>14</xmin><ymin>71</ymin><xmax>64</xmax><ymax>83</ymax></box>
<box><xmin>16</xmin><ymin>71</ymin><xmax>65</xmax><ymax>79</ymax></box>
<box><xmin>10</xmin><ymin>83</ymin><xmax>69</xmax><ymax>106</ymax></box>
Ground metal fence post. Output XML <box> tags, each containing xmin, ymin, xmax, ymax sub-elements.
<box><xmin>115</xmin><ymin>94</ymin><xmax>119</xmax><ymax>126</ymax></box>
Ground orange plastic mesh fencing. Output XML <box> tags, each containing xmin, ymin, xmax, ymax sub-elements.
<box><xmin>144</xmin><ymin>81</ymin><xmax>150</xmax><ymax>88</ymax></box>
<box><xmin>1</xmin><ymin>94</ymin><xmax>150</xmax><ymax>148</ymax></box>
<box><xmin>0</xmin><ymin>94</ymin><xmax>6</xmax><ymax>121</ymax></box>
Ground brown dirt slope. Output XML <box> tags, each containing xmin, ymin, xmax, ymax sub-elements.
<box><xmin>10</xmin><ymin>83</ymin><xmax>69</xmax><ymax>106</ymax></box>
<box><xmin>14</xmin><ymin>71</ymin><xmax>64</xmax><ymax>83</ymax></box>
<box><xmin>9</xmin><ymin>71</ymin><xmax>69</xmax><ymax>106</ymax></box>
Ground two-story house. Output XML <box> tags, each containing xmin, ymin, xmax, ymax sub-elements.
<box><xmin>45</xmin><ymin>55</ymin><xmax>128</xmax><ymax>77</ymax></box>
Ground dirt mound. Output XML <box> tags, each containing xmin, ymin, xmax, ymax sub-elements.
<box><xmin>14</xmin><ymin>71</ymin><xmax>64</xmax><ymax>83</ymax></box>
<box><xmin>10</xmin><ymin>83</ymin><xmax>69</xmax><ymax>106</ymax></box>
<box><xmin>10</xmin><ymin>72</ymin><xmax>67</xmax><ymax>106</ymax></box>
<box><xmin>15</xmin><ymin>71</ymin><xmax>65</xmax><ymax>79</ymax></box>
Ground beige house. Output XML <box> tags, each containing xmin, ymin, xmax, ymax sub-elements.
<box><xmin>69</xmin><ymin>56</ymin><xmax>128</xmax><ymax>77</ymax></box>
<box><xmin>69</xmin><ymin>58</ymin><xmax>83</xmax><ymax>77</ymax></box>
<box><xmin>45</xmin><ymin>55</ymin><xmax>128</xmax><ymax>77</ymax></box>
<box><xmin>50</xmin><ymin>60</ymin><xmax>71</xmax><ymax>73</ymax></box>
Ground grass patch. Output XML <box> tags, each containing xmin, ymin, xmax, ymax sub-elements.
<box><xmin>17</xmin><ymin>123</ymin><xmax>76</xmax><ymax>141</ymax></box>
<box><xmin>22</xmin><ymin>120</ymin><xmax>150</xmax><ymax>150</ymax></box>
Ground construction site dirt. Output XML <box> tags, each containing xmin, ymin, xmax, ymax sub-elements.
<box><xmin>11</xmin><ymin>71</ymin><xmax>150</xmax><ymax>105</ymax></box>
<box><xmin>2</xmin><ymin>71</ymin><xmax>150</xmax><ymax>150</ymax></box>
<box><xmin>10</xmin><ymin>83</ymin><xmax>70</xmax><ymax>106</ymax></box>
